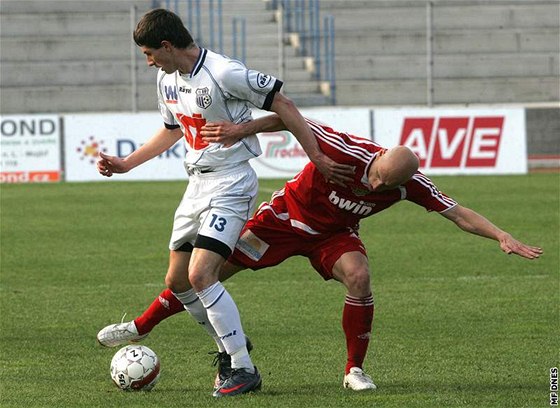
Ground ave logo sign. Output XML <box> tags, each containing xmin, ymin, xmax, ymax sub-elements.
<box><xmin>400</xmin><ymin>116</ymin><xmax>503</xmax><ymax>168</ymax></box>
<box><xmin>373</xmin><ymin>108</ymin><xmax>527</xmax><ymax>175</ymax></box>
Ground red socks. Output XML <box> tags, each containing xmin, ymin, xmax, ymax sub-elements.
<box><xmin>134</xmin><ymin>288</ymin><xmax>185</xmax><ymax>335</ymax></box>
<box><xmin>342</xmin><ymin>294</ymin><xmax>374</xmax><ymax>374</ymax></box>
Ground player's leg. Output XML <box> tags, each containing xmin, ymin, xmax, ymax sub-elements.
<box><xmin>309</xmin><ymin>234</ymin><xmax>376</xmax><ymax>391</ymax></box>
<box><xmin>97</xmin><ymin>251</ymin><xmax>247</xmax><ymax>347</ymax></box>
<box><xmin>96</xmin><ymin>286</ymin><xmax>185</xmax><ymax>347</ymax></box>
<box><xmin>96</xmin><ymin>250</ymin><xmax>190</xmax><ymax>347</ymax></box>
<box><xmin>165</xmin><ymin>247</ymin><xmax>226</xmax><ymax>352</ymax></box>
<box><xmin>182</xmin><ymin>166</ymin><xmax>261</xmax><ymax>397</ymax></box>
<box><xmin>189</xmin><ymin>237</ymin><xmax>260</xmax><ymax>397</ymax></box>
<box><xmin>331</xmin><ymin>251</ymin><xmax>376</xmax><ymax>390</ymax></box>
<box><xmin>96</xmin><ymin>249</ymin><xmax>192</xmax><ymax>347</ymax></box>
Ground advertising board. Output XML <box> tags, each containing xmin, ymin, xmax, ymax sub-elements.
<box><xmin>0</xmin><ymin>115</ymin><xmax>62</xmax><ymax>183</ymax></box>
<box><xmin>64</xmin><ymin>113</ymin><xmax>186</xmax><ymax>182</ymax></box>
<box><xmin>373</xmin><ymin>108</ymin><xmax>527</xmax><ymax>175</ymax></box>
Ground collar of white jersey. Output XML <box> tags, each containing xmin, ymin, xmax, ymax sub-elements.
<box><xmin>188</xmin><ymin>47</ymin><xmax>207</xmax><ymax>78</ymax></box>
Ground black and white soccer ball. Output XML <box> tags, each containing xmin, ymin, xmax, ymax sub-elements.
<box><xmin>110</xmin><ymin>345</ymin><xmax>160</xmax><ymax>391</ymax></box>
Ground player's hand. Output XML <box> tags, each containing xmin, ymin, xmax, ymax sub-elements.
<box><xmin>499</xmin><ymin>233</ymin><xmax>543</xmax><ymax>259</ymax></box>
<box><xmin>200</xmin><ymin>121</ymin><xmax>243</xmax><ymax>147</ymax></box>
<box><xmin>312</xmin><ymin>153</ymin><xmax>355</xmax><ymax>187</ymax></box>
<box><xmin>97</xmin><ymin>151</ymin><xmax>128</xmax><ymax>177</ymax></box>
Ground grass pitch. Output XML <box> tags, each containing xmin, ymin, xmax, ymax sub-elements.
<box><xmin>1</xmin><ymin>174</ymin><xmax>558</xmax><ymax>408</ymax></box>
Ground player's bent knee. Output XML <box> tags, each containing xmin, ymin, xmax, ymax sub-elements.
<box><xmin>344</xmin><ymin>268</ymin><xmax>372</xmax><ymax>296</ymax></box>
<box><xmin>187</xmin><ymin>270</ymin><xmax>215</xmax><ymax>293</ymax></box>
<box><xmin>165</xmin><ymin>272</ymin><xmax>189</xmax><ymax>293</ymax></box>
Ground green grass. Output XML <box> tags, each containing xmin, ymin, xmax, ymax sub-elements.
<box><xmin>1</xmin><ymin>174</ymin><xmax>558</xmax><ymax>408</ymax></box>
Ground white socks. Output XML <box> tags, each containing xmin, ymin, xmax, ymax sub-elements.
<box><xmin>174</xmin><ymin>283</ymin><xmax>253</xmax><ymax>371</ymax></box>
<box><xmin>197</xmin><ymin>282</ymin><xmax>253</xmax><ymax>371</ymax></box>
<box><xmin>173</xmin><ymin>288</ymin><xmax>225</xmax><ymax>352</ymax></box>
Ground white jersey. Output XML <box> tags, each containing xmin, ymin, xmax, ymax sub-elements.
<box><xmin>157</xmin><ymin>48</ymin><xmax>282</xmax><ymax>168</ymax></box>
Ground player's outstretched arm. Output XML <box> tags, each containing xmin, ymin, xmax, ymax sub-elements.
<box><xmin>97</xmin><ymin>127</ymin><xmax>183</xmax><ymax>177</ymax></box>
<box><xmin>441</xmin><ymin>205</ymin><xmax>543</xmax><ymax>259</ymax></box>
<box><xmin>269</xmin><ymin>93</ymin><xmax>355</xmax><ymax>186</ymax></box>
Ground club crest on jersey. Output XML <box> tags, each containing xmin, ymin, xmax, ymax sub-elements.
<box><xmin>351</xmin><ymin>186</ymin><xmax>372</xmax><ymax>196</ymax></box>
<box><xmin>195</xmin><ymin>87</ymin><xmax>212</xmax><ymax>109</ymax></box>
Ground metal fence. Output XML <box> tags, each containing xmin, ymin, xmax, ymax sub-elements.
<box><xmin>154</xmin><ymin>0</ymin><xmax>337</xmax><ymax>105</ymax></box>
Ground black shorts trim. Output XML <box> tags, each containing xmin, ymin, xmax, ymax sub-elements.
<box><xmin>177</xmin><ymin>241</ymin><xmax>194</xmax><ymax>253</ymax></box>
<box><xmin>194</xmin><ymin>235</ymin><xmax>232</xmax><ymax>260</ymax></box>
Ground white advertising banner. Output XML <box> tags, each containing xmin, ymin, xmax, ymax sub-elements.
<box><xmin>64</xmin><ymin>113</ymin><xmax>187</xmax><ymax>182</ymax></box>
<box><xmin>251</xmin><ymin>107</ymin><xmax>371</xmax><ymax>178</ymax></box>
<box><xmin>63</xmin><ymin>108</ymin><xmax>372</xmax><ymax>182</ymax></box>
<box><xmin>0</xmin><ymin>115</ymin><xmax>62</xmax><ymax>183</ymax></box>
<box><xmin>373</xmin><ymin>107</ymin><xmax>527</xmax><ymax>175</ymax></box>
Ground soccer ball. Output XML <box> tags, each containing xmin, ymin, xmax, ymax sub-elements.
<box><xmin>110</xmin><ymin>345</ymin><xmax>160</xmax><ymax>391</ymax></box>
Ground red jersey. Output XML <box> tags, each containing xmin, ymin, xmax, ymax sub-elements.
<box><xmin>257</xmin><ymin>118</ymin><xmax>457</xmax><ymax>236</ymax></box>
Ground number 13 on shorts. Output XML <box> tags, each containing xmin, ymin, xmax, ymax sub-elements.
<box><xmin>199</xmin><ymin>209</ymin><xmax>246</xmax><ymax>252</ymax></box>
<box><xmin>209</xmin><ymin>214</ymin><xmax>227</xmax><ymax>232</ymax></box>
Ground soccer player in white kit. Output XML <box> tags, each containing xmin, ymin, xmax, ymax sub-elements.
<box><xmin>96</xmin><ymin>9</ymin><xmax>353</xmax><ymax>397</ymax></box>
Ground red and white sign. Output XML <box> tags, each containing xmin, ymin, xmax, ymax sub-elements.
<box><xmin>0</xmin><ymin>115</ymin><xmax>62</xmax><ymax>183</ymax></box>
<box><xmin>374</xmin><ymin>108</ymin><xmax>527</xmax><ymax>175</ymax></box>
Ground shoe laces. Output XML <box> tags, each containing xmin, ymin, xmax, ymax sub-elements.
<box><xmin>209</xmin><ymin>351</ymin><xmax>230</xmax><ymax>369</ymax></box>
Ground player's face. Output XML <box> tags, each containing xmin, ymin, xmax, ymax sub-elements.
<box><xmin>368</xmin><ymin>156</ymin><xmax>400</xmax><ymax>192</ymax></box>
<box><xmin>141</xmin><ymin>45</ymin><xmax>177</xmax><ymax>74</ymax></box>
<box><xmin>369</xmin><ymin>171</ymin><xmax>398</xmax><ymax>192</ymax></box>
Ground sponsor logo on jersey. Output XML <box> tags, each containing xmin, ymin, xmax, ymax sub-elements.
<box><xmin>329</xmin><ymin>191</ymin><xmax>374</xmax><ymax>216</ymax></box>
<box><xmin>164</xmin><ymin>85</ymin><xmax>178</xmax><ymax>104</ymax></box>
<box><xmin>178</xmin><ymin>86</ymin><xmax>191</xmax><ymax>94</ymax></box>
<box><xmin>256</xmin><ymin>73</ymin><xmax>272</xmax><ymax>88</ymax></box>
<box><xmin>195</xmin><ymin>87</ymin><xmax>212</xmax><ymax>109</ymax></box>
<box><xmin>400</xmin><ymin>116</ymin><xmax>504</xmax><ymax>168</ymax></box>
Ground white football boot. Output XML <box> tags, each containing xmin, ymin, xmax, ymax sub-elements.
<box><xmin>343</xmin><ymin>367</ymin><xmax>377</xmax><ymax>391</ymax></box>
<box><xmin>97</xmin><ymin>320</ymin><xmax>148</xmax><ymax>347</ymax></box>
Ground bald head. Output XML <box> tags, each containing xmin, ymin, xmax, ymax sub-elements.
<box><xmin>369</xmin><ymin>146</ymin><xmax>419</xmax><ymax>191</ymax></box>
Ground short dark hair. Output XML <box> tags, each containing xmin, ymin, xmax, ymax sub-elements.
<box><xmin>133</xmin><ymin>9</ymin><xmax>194</xmax><ymax>49</ymax></box>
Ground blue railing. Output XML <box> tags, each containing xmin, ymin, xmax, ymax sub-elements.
<box><xmin>158</xmin><ymin>0</ymin><xmax>230</xmax><ymax>56</ymax></box>
<box><xmin>274</xmin><ymin>0</ymin><xmax>336</xmax><ymax>104</ymax></box>
<box><xmin>232</xmin><ymin>17</ymin><xmax>246</xmax><ymax>63</ymax></box>
<box><xmin>156</xmin><ymin>0</ymin><xmax>335</xmax><ymax>104</ymax></box>
<box><xmin>323</xmin><ymin>15</ymin><xmax>335</xmax><ymax>105</ymax></box>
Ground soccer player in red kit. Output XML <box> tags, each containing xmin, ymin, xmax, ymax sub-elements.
<box><xmin>97</xmin><ymin>115</ymin><xmax>542</xmax><ymax>391</ymax></box>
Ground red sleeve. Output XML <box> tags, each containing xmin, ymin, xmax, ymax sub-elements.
<box><xmin>405</xmin><ymin>173</ymin><xmax>457</xmax><ymax>213</ymax></box>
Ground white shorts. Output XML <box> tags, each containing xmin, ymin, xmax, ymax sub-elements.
<box><xmin>169</xmin><ymin>161</ymin><xmax>258</xmax><ymax>257</ymax></box>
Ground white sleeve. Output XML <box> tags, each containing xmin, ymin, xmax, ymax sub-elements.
<box><xmin>220</xmin><ymin>62</ymin><xmax>283</xmax><ymax>111</ymax></box>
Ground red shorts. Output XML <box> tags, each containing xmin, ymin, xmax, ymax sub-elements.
<box><xmin>229</xmin><ymin>207</ymin><xmax>367</xmax><ymax>280</ymax></box>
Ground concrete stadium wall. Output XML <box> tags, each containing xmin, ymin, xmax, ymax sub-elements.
<box><xmin>526</xmin><ymin>107</ymin><xmax>560</xmax><ymax>157</ymax></box>
<box><xmin>1</xmin><ymin>0</ymin><xmax>558</xmax><ymax>114</ymax></box>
